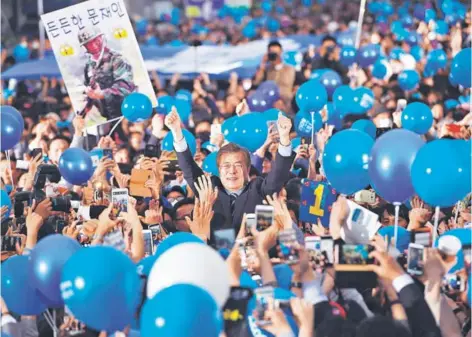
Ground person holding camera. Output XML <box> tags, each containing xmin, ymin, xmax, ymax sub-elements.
<box><xmin>312</xmin><ymin>36</ymin><xmax>348</xmax><ymax>83</ymax></box>
<box><xmin>253</xmin><ymin>41</ymin><xmax>296</xmax><ymax>108</ymax></box>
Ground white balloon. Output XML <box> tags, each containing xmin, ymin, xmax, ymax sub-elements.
<box><xmin>147</xmin><ymin>242</ymin><xmax>230</xmax><ymax>307</ymax></box>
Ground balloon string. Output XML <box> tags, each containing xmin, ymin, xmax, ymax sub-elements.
<box><xmin>454</xmin><ymin>201</ymin><xmax>460</xmax><ymax>224</ymax></box>
<box><xmin>108</xmin><ymin>116</ymin><xmax>124</xmax><ymax>137</ymax></box>
<box><xmin>53</xmin><ymin>309</ymin><xmax>58</xmax><ymax>337</ymax></box>
<box><xmin>311</xmin><ymin>111</ymin><xmax>317</xmax><ymax>150</ymax></box>
<box><xmin>5</xmin><ymin>152</ymin><xmax>14</xmax><ymax>190</ymax></box>
<box><xmin>393</xmin><ymin>202</ymin><xmax>400</xmax><ymax>249</ymax></box>
<box><xmin>432</xmin><ymin>206</ymin><xmax>440</xmax><ymax>247</ymax></box>
<box><xmin>43</xmin><ymin>310</ymin><xmax>59</xmax><ymax>334</ymax></box>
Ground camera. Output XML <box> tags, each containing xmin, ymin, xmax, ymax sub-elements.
<box><xmin>268</xmin><ymin>52</ymin><xmax>278</xmax><ymax>61</ymax></box>
<box><xmin>34</xmin><ymin>164</ymin><xmax>61</xmax><ymax>189</ymax></box>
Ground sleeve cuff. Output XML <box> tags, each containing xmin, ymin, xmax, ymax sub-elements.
<box><xmin>392</xmin><ymin>274</ymin><xmax>414</xmax><ymax>293</ymax></box>
<box><xmin>278</xmin><ymin>143</ymin><xmax>292</xmax><ymax>157</ymax></box>
<box><xmin>173</xmin><ymin>137</ymin><xmax>188</xmax><ymax>152</ymax></box>
<box><xmin>303</xmin><ymin>279</ymin><xmax>328</xmax><ymax>305</ymax></box>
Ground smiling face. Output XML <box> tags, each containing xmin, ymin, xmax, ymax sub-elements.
<box><xmin>84</xmin><ymin>36</ymin><xmax>103</xmax><ymax>55</ymax></box>
<box><xmin>218</xmin><ymin>152</ymin><xmax>249</xmax><ymax>192</ymax></box>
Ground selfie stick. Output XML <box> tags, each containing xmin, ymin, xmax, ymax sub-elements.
<box><xmin>355</xmin><ymin>0</ymin><xmax>367</xmax><ymax>49</ymax></box>
<box><xmin>311</xmin><ymin>111</ymin><xmax>317</xmax><ymax>150</ymax></box>
<box><xmin>108</xmin><ymin>116</ymin><xmax>124</xmax><ymax>137</ymax></box>
<box><xmin>432</xmin><ymin>206</ymin><xmax>440</xmax><ymax>247</ymax></box>
<box><xmin>393</xmin><ymin>202</ymin><xmax>400</xmax><ymax>249</ymax></box>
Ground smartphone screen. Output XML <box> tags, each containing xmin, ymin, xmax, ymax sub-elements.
<box><xmin>236</xmin><ymin>239</ymin><xmax>248</xmax><ymax>269</ymax></box>
<box><xmin>30</xmin><ymin>148</ymin><xmax>42</xmax><ymax>159</ymax></box>
<box><xmin>321</xmin><ymin>236</ymin><xmax>334</xmax><ymax>264</ymax></box>
<box><xmin>111</xmin><ymin>188</ymin><xmax>128</xmax><ymax>219</ymax></box>
<box><xmin>245</xmin><ymin>213</ymin><xmax>256</xmax><ymax>236</ymax></box>
<box><xmin>103</xmin><ymin>148</ymin><xmax>113</xmax><ymax>159</ymax></box>
<box><xmin>143</xmin><ymin>230</ymin><xmax>153</xmax><ymax>256</ymax></box>
<box><xmin>407</xmin><ymin>244</ymin><xmax>424</xmax><ymax>275</ymax></box>
<box><xmin>255</xmin><ymin>205</ymin><xmax>274</xmax><ymax>232</ymax></box>
<box><xmin>278</xmin><ymin>229</ymin><xmax>299</xmax><ymax>265</ymax></box>
<box><xmin>215</xmin><ymin>229</ymin><xmax>235</xmax><ymax>250</ymax></box>
<box><xmin>254</xmin><ymin>287</ymin><xmax>274</xmax><ymax>326</ymax></box>
<box><xmin>56</xmin><ymin>219</ymin><xmax>66</xmax><ymax>233</ymax></box>
<box><xmin>305</xmin><ymin>236</ymin><xmax>321</xmax><ymax>264</ymax></box>
<box><xmin>339</xmin><ymin>244</ymin><xmax>374</xmax><ymax>265</ymax></box>
<box><xmin>1</xmin><ymin>236</ymin><xmax>22</xmax><ymax>252</ymax></box>
<box><xmin>442</xmin><ymin>274</ymin><xmax>464</xmax><ymax>292</ymax></box>
<box><xmin>412</xmin><ymin>230</ymin><xmax>431</xmax><ymax>247</ymax></box>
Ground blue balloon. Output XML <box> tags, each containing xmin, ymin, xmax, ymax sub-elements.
<box><xmin>296</xmin><ymin>79</ymin><xmax>327</xmax><ymax>112</ymax></box>
<box><xmin>372</xmin><ymin>59</ymin><xmax>388</xmax><ymax>79</ymax></box>
<box><xmin>426</xmin><ymin>49</ymin><xmax>447</xmax><ymax>71</ymax></box>
<box><xmin>263</xmin><ymin>108</ymin><xmax>281</xmax><ymax>121</ymax></box>
<box><xmin>410</xmin><ymin>45</ymin><xmax>424</xmax><ymax>62</ymax></box>
<box><xmin>203</xmin><ymin>151</ymin><xmax>219</xmax><ymax>176</ymax></box>
<box><xmin>449</xmin><ymin>48</ymin><xmax>471</xmax><ymax>88</ymax></box>
<box><xmin>425</xmin><ymin>8</ymin><xmax>437</xmax><ymax>22</ymax></box>
<box><xmin>61</xmin><ymin>246</ymin><xmax>140</xmax><ymax>332</ymax></box>
<box><xmin>337</xmin><ymin>32</ymin><xmax>354</xmax><ymax>47</ymax></box>
<box><xmin>283</xmin><ymin>51</ymin><xmax>303</xmax><ymax>69</ymax></box>
<box><xmin>352</xmin><ymin>87</ymin><xmax>375</xmax><ymax>114</ymax></box>
<box><xmin>398</xmin><ymin>70</ymin><xmax>420</xmax><ymax>91</ymax></box>
<box><xmin>140</xmin><ymin>284</ymin><xmax>223</xmax><ymax>337</ymax></box>
<box><xmin>378</xmin><ymin>226</ymin><xmax>410</xmax><ymax>252</ymax></box>
<box><xmin>2</xmin><ymin>255</ymin><xmax>47</xmax><ymax>315</ymax></box>
<box><xmin>121</xmin><ymin>92</ymin><xmax>153</xmax><ymax>122</ymax></box>
<box><xmin>401</xmin><ymin>15</ymin><xmax>414</xmax><ymax>28</ymax></box>
<box><xmin>0</xmin><ymin>189</ymin><xmax>11</xmax><ymax>220</ymax></box>
<box><xmin>171</xmin><ymin>8</ymin><xmax>181</xmax><ymax>25</ymax></box>
<box><xmin>30</xmin><ymin>234</ymin><xmax>81</xmax><ymax>307</ymax></box>
<box><xmin>222</xmin><ymin>115</ymin><xmax>239</xmax><ymax>142</ymax></box>
<box><xmin>411</xmin><ymin>140</ymin><xmax>470</xmax><ymax>207</ymax></box>
<box><xmin>168</xmin><ymin>39</ymin><xmax>185</xmax><ymax>47</ymax></box>
<box><xmin>13</xmin><ymin>44</ymin><xmax>30</xmax><ymax>62</ymax></box>
<box><xmin>173</xmin><ymin>98</ymin><xmax>191</xmax><ymax>123</ymax></box>
<box><xmin>319</xmin><ymin>70</ymin><xmax>342</xmax><ymax>98</ymax></box>
<box><xmin>369</xmin><ymin>129</ymin><xmax>425</xmax><ymax>203</ymax></box>
<box><xmin>240</xmin><ymin>271</ymin><xmax>258</xmax><ymax>289</ymax></box>
<box><xmin>136</xmin><ymin>19</ymin><xmax>148</xmax><ymax>35</ymax></box>
<box><xmin>394</xmin><ymin>28</ymin><xmax>409</xmax><ymax>42</ymax></box>
<box><xmin>266</xmin><ymin>17</ymin><xmax>280</xmax><ymax>32</ymax></box>
<box><xmin>445</xmin><ymin>12</ymin><xmax>464</xmax><ymax>26</ymax></box>
<box><xmin>332</xmin><ymin>85</ymin><xmax>354</xmax><ymax>116</ymax></box>
<box><xmin>58</xmin><ymin>148</ymin><xmax>94</xmax><ymax>185</ymax></box>
<box><xmin>146</xmin><ymin>36</ymin><xmax>159</xmax><ymax>47</ymax></box>
<box><xmin>434</xmin><ymin>20</ymin><xmax>449</xmax><ymax>35</ymax></box>
<box><xmin>0</xmin><ymin>110</ymin><xmax>22</xmax><ymax>151</ymax></box>
<box><xmin>380</xmin><ymin>2</ymin><xmax>394</xmax><ymax>16</ymax></box>
<box><xmin>357</xmin><ymin>44</ymin><xmax>380</xmax><ymax>67</ymax></box>
<box><xmin>242</xmin><ymin>21</ymin><xmax>257</xmax><ymax>39</ymax></box>
<box><xmin>161</xmin><ymin>129</ymin><xmax>197</xmax><ymax>155</ymax></box>
<box><xmin>413</xmin><ymin>4</ymin><xmax>425</xmax><ymax>20</ymax></box>
<box><xmin>232</xmin><ymin>113</ymin><xmax>269</xmax><ymax>152</ymax></box>
<box><xmin>258</xmin><ymin>81</ymin><xmax>281</xmax><ymax>105</ymax></box>
<box><xmin>351</xmin><ymin>119</ymin><xmax>376</xmax><ymax>139</ymax></box>
<box><xmin>390</xmin><ymin>47</ymin><xmax>405</xmax><ymax>60</ymax></box>
<box><xmin>310</xmin><ymin>68</ymin><xmax>328</xmax><ymax>80</ymax></box>
<box><xmin>156</xmin><ymin>95</ymin><xmax>174</xmax><ymax>114</ymax></box>
<box><xmin>295</xmin><ymin>110</ymin><xmax>322</xmax><ymax>137</ymax></box>
<box><xmin>274</xmin><ymin>264</ymin><xmax>293</xmax><ymax>290</ymax></box>
<box><xmin>340</xmin><ymin>46</ymin><xmax>357</xmax><ymax>67</ymax></box>
<box><xmin>401</xmin><ymin>102</ymin><xmax>433</xmax><ymax>135</ymax></box>
<box><xmin>323</xmin><ymin>130</ymin><xmax>374</xmax><ymax>195</ymax></box>
<box><xmin>175</xmin><ymin>90</ymin><xmax>192</xmax><ymax>103</ymax></box>
<box><xmin>1</xmin><ymin>105</ymin><xmax>24</xmax><ymax>131</ymax></box>
<box><xmin>406</xmin><ymin>32</ymin><xmax>420</xmax><ymax>46</ymax></box>
<box><xmin>261</xmin><ymin>1</ymin><xmax>272</xmax><ymax>12</ymax></box>
<box><xmin>247</xmin><ymin>91</ymin><xmax>270</xmax><ymax>112</ymax></box>
<box><xmin>368</xmin><ymin>1</ymin><xmax>381</xmax><ymax>14</ymax></box>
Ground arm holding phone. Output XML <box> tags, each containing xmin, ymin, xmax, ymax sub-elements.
<box><xmin>251</xmin><ymin>225</ymin><xmax>278</xmax><ymax>286</ymax></box>
<box><xmin>24</xmin><ymin>200</ymin><xmax>51</xmax><ymax>251</ymax></box>
<box><xmin>121</xmin><ymin>197</ymin><xmax>145</xmax><ymax>263</ymax></box>
<box><xmin>70</xmin><ymin>115</ymin><xmax>86</xmax><ymax>149</ymax></box>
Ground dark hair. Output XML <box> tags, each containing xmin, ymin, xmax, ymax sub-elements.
<box><xmin>315</xmin><ymin>316</ymin><xmax>356</xmax><ymax>337</ymax></box>
<box><xmin>285</xmin><ymin>178</ymin><xmax>303</xmax><ymax>202</ymax></box>
<box><xmin>172</xmin><ymin>198</ymin><xmax>195</xmax><ymax>216</ymax></box>
<box><xmin>322</xmin><ymin>35</ymin><xmax>337</xmax><ymax>45</ymax></box>
<box><xmin>48</xmin><ymin>135</ymin><xmax>71</xmax><ymax>149</ymax></box>
<box><xmin>355</xmin><ymin>316</ymin><xmax>411</xmax><ymax>337</ymax></box>
<box><xmin>268</xmin><ymin>40</ymin><xmax>282</xmax><ymax>50</ymax></box>
<box><xmin>216</xmin><ymin>143</ymin><xmax>251</xmax><ymax>169</ymax></box>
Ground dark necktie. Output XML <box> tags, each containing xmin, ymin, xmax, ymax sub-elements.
<box><xmin>229</xmin><ymin>193</ymin><xmax>238</xmax><ymax>216</ymax></box>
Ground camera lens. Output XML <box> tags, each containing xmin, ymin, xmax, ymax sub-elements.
<box><xmin>268</xmin><ymin>52</ymin><xmax>278</xmax><ymax>61</ymax></box>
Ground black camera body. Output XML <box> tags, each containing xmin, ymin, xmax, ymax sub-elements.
<box><xmin>268</xmin><ymin>52</ymin><xmax>278</xmax><ymax>61</ymax></box>
<box><xmin>34</xmin><ymin>164</ymin><xmax>61</xmax><ymax>189</ymax></box>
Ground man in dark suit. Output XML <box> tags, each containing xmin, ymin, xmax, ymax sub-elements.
<box><xmin>164</xmin><ymin>107</ymin><xmax>295</xmax><ymax>238</ymax></box>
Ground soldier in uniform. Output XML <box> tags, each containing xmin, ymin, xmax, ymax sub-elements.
<box><xmin>79</xmin><ymin>26</ymin><xmax>136</xmax><ymax>119</ymax></box>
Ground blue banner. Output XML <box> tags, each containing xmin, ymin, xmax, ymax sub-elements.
<box><xmin>299</xmin><ymin>179</ymin><xmax>337</xmax><ymax>228</ymax></box>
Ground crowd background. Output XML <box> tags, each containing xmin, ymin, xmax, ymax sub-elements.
<box><xmin>0</xmin><ymin>0</ymin><xmax>471</xmax><ymax>337</ymax></box>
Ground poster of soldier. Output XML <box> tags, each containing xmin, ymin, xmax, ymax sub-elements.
<box><xmin>41</xmin><ymin>0</ymin><xmax>157</xmax><ymax>128</ymax></box>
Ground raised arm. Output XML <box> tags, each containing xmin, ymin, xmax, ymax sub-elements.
<box><xmin>164</xmin><ymin>107</ymin><xmax>204</xmax><ymax>194</ymax></box>
<box><xmin>261</xmin><ymin>113</ymin><xmax>295</xmax><ymax>196</ymax></box>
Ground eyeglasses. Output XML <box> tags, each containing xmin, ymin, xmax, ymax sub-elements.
<box><xmin>219</xmin><ymin>163</ymin><xmax>244</xmax><ymax>171</ymax></box>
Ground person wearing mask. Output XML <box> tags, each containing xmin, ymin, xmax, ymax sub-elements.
<box><xmin>164</xmin><ymin>106</ymin><xmax>295</xmax><ymax>239</ymax></box>
<box><xmin>253</xmin><ymin>41</ymin><xmax>296</xmax><ymax>108</ymax></box>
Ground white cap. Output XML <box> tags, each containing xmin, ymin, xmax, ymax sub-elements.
<box><xmin>438</xmin><ymin>235</ymin><xmax>462</xmax><ymax>256</ymax></box>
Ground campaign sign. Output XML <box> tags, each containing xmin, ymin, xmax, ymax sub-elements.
<box><xmin>299</xmin><ymin>179</ymin><xmax>336</xmax><ymax>228</ymax></box>
<box><xmin>41</xmin><ymin>0</ymin><xmax>157</xmax><ymax>129</ymax></box>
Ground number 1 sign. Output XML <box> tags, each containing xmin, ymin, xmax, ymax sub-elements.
<box><xmin>299</xmin><ymin>179</ymin><xmax>337</xmax><ymax>228</ymax></box>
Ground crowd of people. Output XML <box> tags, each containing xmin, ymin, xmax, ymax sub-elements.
<box><xmin>1</xmin><ymin>0</ymin><xmax>472</xmax><ymax>337</ymax></box>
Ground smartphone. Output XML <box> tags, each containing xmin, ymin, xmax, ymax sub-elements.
<box><xmin>102</xmin><ymin>148</ymin><xmax>113</xmax><ymax>159</ymax></box>
<box><xmin>16</xmin><ymin>160</ymin><xmax>30</xmax><ymax>171</ymax></box>
<box><xmin>442</xmin><ymin>274</ymin><xmax>465</xmax><ymax>292</ymax></box>
<box><xmin>255</xmin><ymin>205</ymin><xmax>274</xmax><ymax>232</ymax></box>
<box><xmin>56</xmin><ymin>219</ymin><xmax>67</xmax><ymax>233</ymax></box>
<box><xmin>254</xmin><ymin>287</ymin><xmax>274</xmax><ymax>326</ymax></box>
<box><xmin>236</xmin><ymin>238</ymin><xmax>248</xmax><ymax>269</ymax></box>
<box><xmin>143</xmin><ymin>229</ymin><xmax>153</xmax><ymax>256</ymax></box>
<box><xmin>103</xmin><ymin>228</ymin><xmax>126</xmax><ymax>251</ymax></box>
<box><xmin>266</xmin><ymin>120</ymin><xmax>279</xmax><ymax>134</ymax></box>
<box><xmin>223</xmin><ymin>286</ymin><xmax>253</xmax><ymax>329</ymax></box>
<box><xmin>215</xmin><ymin>228</ymin><xmax>236</xmax><ymax>250</ymax></box>
<box><xmin>245</xmin><ymin>213</ymin><xmax>256</xmax><ymax>236</ymax></box>
<box><xmin>278</xmin><ymin>229</ymin><xmax>299</xmax><ymax>265</ymax></box>
<box><xmin>463</xmin><ymin>244</ymin><xmax>471</xmax><ymax>271</ymax></box>
<box><xmin>150</xmin><ymin>224</ymin><xmax>161</xmax><ymax>239</ymax></box>
<box><xmin>336</xmin><ymin>244</ymin><xmax>374</xmax><ymax>265</ymax></box>
<box><xmin>1</xmin><ymin>236</ymin><xmax>23</xmax><ymax>252</ymax></box>
<box><xmin>111</xmin><ymin>188</ymin><xmax>129</xmax><ymax>219</ymax></box>
<box><xmin>305</xmin><ymin>236</ymin><xmax>321</xmax><ymax>263</ymax></box>
<box><xmin>144</xmin><ymin>144</ymin><xmax>158</xmax><ymax>158</ymax></box>
<box><xmin>93</xmin><ymin>181</ymin><xmax>105</xmax><ymax>203</ymax></box>
<box><xmin>411</xmin><ymin>229</ymin><xmax>432</xmax><ymax>247</ymax></box>
<box><xmin>211</xmin><ymin>124</ymin><xmax>222</xmax><ymax>138</ymax></box>
<box><xmin>321</xmin><ymin>236</ymin><xmax>334</xmax><ymax>264</ymax></box>
<box><xmin>354</xmin><ymin>190</ymin><xmax>376</xmax><ymax>204</ymax></box>
<box><xmin>407</xmin><ymin>243</ymin><xmax>425</xmax><ymax>276</ymax></box>
<box><xmin>30</xmin><ymin>148</ymin><xmax>42</xmax><ymax>159</ymax></box>
<box><xmin>396</xmin><ymin>99</ymin><xmax>407</xmax><ymax>112</ymax></box>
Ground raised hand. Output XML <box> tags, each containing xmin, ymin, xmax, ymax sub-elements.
<box><xmin>143</xmin><ymin>199</ymin><xmax>164</xmax><ymax>225</ymax></box>
<box><xmin>73</xmin><ymin>115</ymin><xmax>86</xmax><ymax>136</ymax></box>
<box><xmin>63</xmin><ymin>221</ymin><xmax>80</xmax><ymax>240</ymax></box>
<box><xmin>185</xmin><ymin>197</ymin><xmax>213</xmax><ymax>242</ymax></box>
<box><xmin>264</xmin><ymin>193</ymin><xmax>292</xmax><ymax>230</ymax></box>
<box><xmin>195</xmin><ymin>175</ymin><xmax>218</xmax><ymax>206</ymax></box>
<box><xmin>33</xmin><ymin>198</ymin><xmax>52</xmax><ymax>222</ymax></box>
<box><xmin>277</xmin><ymin>112</ymin><xmax>292</xmax><ymax>146</ymax></box>
<box><xmin>164</xmin><ymin>106</ymin><xmax>183</xmax><ymax>140</ymax></box>
<box><xmin>329</xmin><ymin>196</ymin><xmax>349</xmax><ymax>240</ymax></box>
<box><xmin>290</xmin><ymin>298</ymin><xmax>314</xmax><ymax>332</ymax></box>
